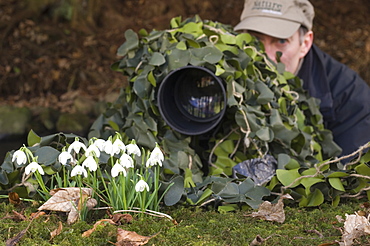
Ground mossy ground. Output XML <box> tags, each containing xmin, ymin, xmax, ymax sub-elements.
<box><xmin>1</xmin><ymin>198</ymin><xmax>369</xmax><ymax>246</ymax></box>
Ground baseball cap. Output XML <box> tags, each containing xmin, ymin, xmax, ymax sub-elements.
<box><xmin>234</xmin><ymin>0</ymin><xmax>315</xmax><ymax>39</ymax></box>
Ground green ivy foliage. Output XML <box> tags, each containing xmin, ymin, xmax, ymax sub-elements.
<box><xmin>1</xmin><ymin>16</ymin><xmax>369</xmax><ymax>209</ymax></box>
<box><xmin>87</xmin><ymin>15</ymin><xmax>368</xmax><ymax>208</ymax></box>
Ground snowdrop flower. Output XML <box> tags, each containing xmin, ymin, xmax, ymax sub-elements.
<box><xmin>68</xmin><ymin>140</ymin><xmax>87</xmax><ymax>154</ymax></box>
<box><xmin>82</xmin><ymin>156</ymin><xmax>98</xmax><ymax>172</ymax></box>
<box><xmin>85</xmin><ymin>144</ymin><xmax>100</xmax><ymax>158</ymax></box>
<box><xmin>119</xmin><ymin>153</ymin><xmax>134</xmax><ymax>168</ymax></box>
<box><xmin>93</xmin><ymin>138</ymin><xmax>106</xmax><ymax>152</ymax></box>
<box><xmin>146</xmin><ymin>145</ymin><xmax>164</xmax><ymax>167</ymax></box>
<box><xmin>135</xmin><ymin>180</ymin><xmax>149</xmax><ymax>192</ymax></box>
<box><xmin>112</xmin><ymin>139</ymin><xmax>126</xmax><ymax>154</ymax></box>
<box><xmin>58</xmin><ymin>151</ymin><xmax>73</xmax><ymax>165</ymax></box>
<box><xmin>104</xmin><ymin>138</ymin><xmax>125</xmax><ymax>156</ymax></box>
<box><xmin>126</xmin><ymin>143</ymin><xmax>141</xmax><ymax>157</ymax></box>
<box><xmin>103</xmin><ymin>139</ymin><xmax>114</xmax><ymax>156</ymax></box>
<box><xmin>71</xmin><ymin>165</ymin><xmax>87</xmax><ymax>178</ymax></box>
<box><xmin>12</xmin><ymin>150</ymin><xmax>27</xmax><ymax>165</ymax></box>
<box><xmin>111</xmin><ymin>162</ymin><xmax>127</xmax><ymax>178</ymax></box>
<box><xmin>25</xmin><ymin>162</ymin><xmax>44</xmax><ymax>175</ymax></box>
<box><xmin>145</xmin><ymin>157</ymin><xmax>157</xmax><ymax>168</ymax></box>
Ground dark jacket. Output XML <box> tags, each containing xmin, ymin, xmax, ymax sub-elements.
<box><xmin>298</xmin><ymin>44</ymin><xmax>370</xmax><ymax>156</ymax></box>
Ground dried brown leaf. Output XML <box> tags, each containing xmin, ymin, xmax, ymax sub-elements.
<box><xmin>38</xmin><ymin>187</ymin><xmax>97</xmax><ymax>225</ymax></box>
<box><xmin>8</xmin><ymin>192</ymin><xmax>21</xmax><ymax>206</ymax></box>
<box><xmin>67</xmin><ymin>206</ymin><xmax>79</xmax><ymax>225</ymax></box>
<box><xmin>249</xmin><ymin>235</ymin><xmax>265</xmax><ymax>246</ymax></box>
<box><xmin>246</xmin><ymin>194</ymin><xmax>293</xmax><ymax>223</ymax></box>
<box><xmin>249</xmin><ymin>234</ymin><xmax>278</xmax><ymax>245</ymax></box>
<box><xmin>49</xmin><ymin>221</ymin><xmax>63</xmax><ymax>241</ymax></box>
<box><xmin>339</xmin><ymin>212</ymin><xmax>370</xmax><ymax>246</ymax></box>
<box><xmin>30</xmin><ymin>211</ymin><xmax>46</xmax><ymax>220</ymax></box>
<box><xmin>38</xmin><ymin>188</ymin><xmax>95</xmax><ymax>212</ymax></box>
<box><xmin>82</xmin><ymin>219</ymin><xmax>117</xmax><ymax>237</ymax></box>
<box><xmin>112</xmin><ymin>213</ymin><xmax>133</xmax><ymax>225</ymax></box>
<box><xmin>113</xmin><ymin>228</ymin><xmax>157</xmax><ymax>246</ymax></box>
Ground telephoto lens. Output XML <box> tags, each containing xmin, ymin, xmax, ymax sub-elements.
<box><xmin>157</xmin><ymin>66</ymin><xmax>227</xmax><ymax>135</ymax></box>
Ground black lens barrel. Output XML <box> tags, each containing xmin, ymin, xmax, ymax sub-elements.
<box><xmin>157</xmin><ymin>66</ymin><xmax>227</xmax><ymax>135</ymax></box>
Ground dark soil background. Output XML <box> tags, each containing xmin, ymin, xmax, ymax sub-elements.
<box><xmin>0</xmin><ymin>0</ymin><xmax>369</xmax><ymax>112</ymax></box>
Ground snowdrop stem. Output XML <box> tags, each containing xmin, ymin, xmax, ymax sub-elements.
<box><xmin>34</xmin><ymin>171</ymin><xmax>49</xmax><ymax>199</ymax></box>
<box><xmin>63</xmin><ymin>165</ymin><xmax>67</xmax><ymax>187</ymax></box>
<box><xmin>138</xmin><ymin>190</ymin><xmax>147</xmax><ymax>215</ymax></box>
<box><xmin>153</xmin><ymin>165</ymin><xmax>159</xmax><ymax>210</ymax></box>
<box><xmin>120</xmin><ymin>173</ymin><xmax>127</xmax><ymax>210</ymax></box>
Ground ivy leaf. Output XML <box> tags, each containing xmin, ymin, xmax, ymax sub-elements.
<box><xmin>167</xmin><ymin>49</ymin><xmax>190</xmax><ymax>70</ymax></box>
<box><xmin>35</xmin><ymin>146</ymin><xmax>60</xmax><ymax>166</ymax></box>
<box><xmin>203</xmin><ymin>47</ymin><xmax>223</xmax><ymax>63</ymax></box>
<box><xmin>355</xmin><ymin>163</ymin><xmax>370</xmax><ymax>176</ymax></box>
<box><xmin>147</xmin><ymin>71</ymin><xmax>156</xmax><ymax>87</ymax></box>
<box><xmin>307</xmin><ymin>189</ymin><xmax>324</xmax><ymax>207</ymax></box>
<box><xmin>235</xmin><ymin>33</ymin><xmax>252</xmax><ymax>48</ymax></box>
<box><xmin>184</xmin><ymin>168</ymin><xmax>195</xmax><ymax>188</ymax></box>
<box><xmin>360</xmin><ymin>148</ymin><xmax>370</xmax><ymax>163</ymax></box>
<box><xmin>276</xmin><ymin>168</ymin><xmax>301</xmax><ymax>188</ymax></box>
<box><xmin>148</xmin><ymin>52</ymin><xmax>166</xmax><ymax>66</ymax></box>
<box><xmin>176</xmin><ymin>41</ymin><xmax>187</xmax><ymax>50</ymax></box>
<box><xmin>328</xmin><ymin>177</ymin><xmax>345</xmax><ymax>192</ymax></box>
<box><xmin>220</xmin><ymin>34</ymin><xmax>236</xmax><ymax>44</ymax></box>
<box><xmin>194</xmin><ymin>188</ymin><xmax>213</xmax><ymax>205</ymax></box>
<box><xmin>326</xmin><ymin>172</ymin><xmax>349</xmax><ymax>178</ymax></box>
<box><xmin>164</xmin><ymin>176</ymin><xmax>184</xmax><ymax>206</ymax></box>
<box><xmin>256</xmin><ymin>126</ymin><xmax>274</xmax><ymax>142</ymax></box>
<box><xmin>300</xmin><ymin>177</ymin><xmax>324</xmax><ymax>192</ymax></box>
<box><xmin>255</xmin><ymin>81</ymin><xmax>274</xmax><ymax>104</ymax></box>
<box><xmin>178</xmin><ymin>22</ymin><xmax>203</xmax><ymax>38</ymax></box>
<box><xmin>117</xmin><ymin>29</ymin><xmax>139</xmax><ymax>56</ymax></box>
<box><xmin>27</xmin><ymin>129</ymin><xmax>41</xmax><ymax>147</ymax></box>
<box><xmin>0</xmin><ymin>169</ymin><xmax>9</xmax><ymax>185</ymax></box>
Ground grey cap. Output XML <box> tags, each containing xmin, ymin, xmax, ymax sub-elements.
<box><xmin>234</xmin><ymin>0</ymin><xmax>315</xmax><ymax>38</ymax></box>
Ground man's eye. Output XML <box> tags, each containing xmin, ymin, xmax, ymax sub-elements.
<box><xmin>278</xmin><ymin>39</ymin><xmax>287</xmax><ymax>44</ymax></box>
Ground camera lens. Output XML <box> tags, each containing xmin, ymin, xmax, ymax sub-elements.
<box><xmin>175</xmin><ymin>71</ymin><xmax>225</xmax><ymax>122</ymax></box>
<box><xmin>157</xmin><ymin>66</ymin><xmax>226</xmax><ymax>135</ymax></box>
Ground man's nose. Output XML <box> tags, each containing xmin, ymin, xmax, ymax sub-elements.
<box><xmin>263</xmin><ymin>44</ymin><xmax>277</xmax><ymax>62</ymax></box>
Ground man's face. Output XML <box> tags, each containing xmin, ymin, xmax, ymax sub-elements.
<box><xmin>248</xmin><ymin>30</ymin><xmax>313</xmax><ymax>74</ymax></box>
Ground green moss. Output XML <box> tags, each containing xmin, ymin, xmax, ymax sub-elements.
<box><xmin>0</xmin><ymin>200</ymin><xmax>369</xmax><ymax>245</ymax></box>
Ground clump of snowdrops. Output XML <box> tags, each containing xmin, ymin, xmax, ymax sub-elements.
<box><xmin>11</xmin><ymin>132</ymin><xmax>171</xmax><ymax>217</ymax></box>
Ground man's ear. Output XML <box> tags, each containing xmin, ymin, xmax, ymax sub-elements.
<box><xmin>300</xmin><ymin>31</ymin><xmax>313</xmax><ymax>58</ymax></box>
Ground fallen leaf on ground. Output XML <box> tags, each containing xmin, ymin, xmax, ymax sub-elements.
<box><xmin>112</xmin><ymin>213</ymin><xmax>133</xmax><ymax>225</ymax></box>
<box><xmin>111</xmin><ymin>228</ymin><xmax>159</xmax><ymax>246</ymax></box>
<box><xmin>82</xmin><ymin>219</ymin><xmax>118</xmax><ymax>237</ymax></box>
<box><xmin>37</xmin><ymin>187</ymin><xmax>97</xmax><ymax>224</ymax></box>
<box><xmin>49</xmin><ymin>221</ymin><xmax>63</xmax><ymax>241</ymax></box>
<box><xmin>249</xmin><ymin>234</ymin><xmax>277</xmax><ymax>246</ymax></box>
<box><xmin>246</xmin><ymin>194</ymin><xmax>293</xmax><ymax>223</ymax></box>
<box><xmin>8</xmin><ymin>192</ymin><xmax>21</xmax><ymax>206</ymax></box>
<box><xmin>30</xmin><ymin>211</ymin><xmax>46</xmax><ymax>220</ymax></box>
<box><xmin>337</xmin><ymin>212</ymin><xmax>370</xmax><ymax>246</ymax></box>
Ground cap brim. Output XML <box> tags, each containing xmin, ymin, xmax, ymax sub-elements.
<box><xmin>234</xmin><ymin>16</ymin><xmax>300</xmax><ymax>39</ymax></box>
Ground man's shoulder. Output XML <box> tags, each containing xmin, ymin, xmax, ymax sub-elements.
<box><xmin>306</xmin><ymin>44</ymin><xmax>368</xmax><ymax>86</ymax></box>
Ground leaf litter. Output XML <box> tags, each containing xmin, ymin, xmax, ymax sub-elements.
<box><xmin>37</xmin><ymin>187</ymin><xmax>97</xmax><ymax>224</ymax></box>
<box><xmin>336</xmin><ymin>211</ymin><xmax>370</xmax><ymax>246</ymax></box>
<box><xmin>245</xmin><ymin>193</ymin><xmax>293</xmax><ymax>224</ymax></box>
